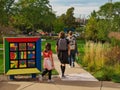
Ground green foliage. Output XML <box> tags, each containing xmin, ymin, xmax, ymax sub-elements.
<box><xmin>65</xmin><ymin>7</ymin><xmax>75</xmax><ymax>28</ymax></box>
<box><xmin>74</xmin><ymin>40</ymin><xmax>85</xmax><ymax>66</ymax></box>
<box><xmin>53</xmin><ymin>19</ymin><xmax>65</xmax><ymax>33</ymax></box>
<box><xmin>97</xmin><ymin>20</ymin><xmax>109</xmax><ymax>41</ymax></box>
<box><xmin>0</xmin><ymin>0</ymin><xmax>56</xmax><ymax>33</ymax></box>
<box><xmin>41</xmin><ymin>39</ymin><xmax>56</xmax><ymax>53</ymax></box>
<box><xmin>53</xmin><ymin>7</ymin><xmax>76</xmax><ymax>32</ymax></box>
<box><xmin>93</xmin><ymin>71</ymin><xmax>105</xmax><ymax>81</ymax></box>
<box><xmin>85</xmin><ymin>2</ymin><xmax>120</xmax><ymax>42</ymax></box>
<box><xmin>110</xmin><ymin>38</ymin><xmax>120</xmax><ymax>46</ymax></box>
<box><xmin>0</xmin><ymin>0</ymin><xmax>12</xmax><ymax>25</ymax></box>
<box><xmin>83</xmin><ymin>41</ymin><xmax>120</xmax><ymax>82</ymax></box>
<box><xmin>13</xmin><ymin>0</ymin><xmax>56</xmax><ymax>32</ymax></box>
<box><xmin>98</xmin><ymin>3</ymin><xmax>113</xmax><ymax>18</ymax></box>
<box><xmin>94</xmin><ymin>69</ymin><xmax>113</xmax><ymax>81</ymax></box>
<box><xmin>85</xmin><ymin>16</ymin><xmax>98</xmax><ymax>41</ymax></box>
<box><xmin>0</xmin><ymin>44</ymin><xmax>3</xmax><ymax>48</ymax></box>
<box><xmin>112</xmin><ymin>2</ymin><xmax>120</xmax><ymax>31</ymax></box>
<box><xmin>76</xmin><ymin>27</ymin><xmax>85</xmax><ymax>32</ymax></box>
<box><xmin>94</xmin><ymin>65</ymin><xmax>120</xmax><ymax>82</ymax></box>
<box><xmin>112</xmin><ymin>75</ymin><xmax>120</xmax><ymax>83</ymax></box>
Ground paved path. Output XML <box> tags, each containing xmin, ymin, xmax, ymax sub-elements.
<box><xmin>0</xmin><ymin>54</ymin><xmax>120</xmax><ymax>90</ymax></box>
<box><xmin>53</xmin><ymin>54</ymin><xmax>98</xmax><ymax>81</ymax></box>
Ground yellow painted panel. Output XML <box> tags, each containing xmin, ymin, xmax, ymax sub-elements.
<box><xmin>6</xmin><ymin>68</ymin><xmax>40</xmax><ymax>75</ymax></box>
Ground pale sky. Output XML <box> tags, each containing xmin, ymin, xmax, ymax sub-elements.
<box><xmin>49</xmin><ymin>0</ymin><xmax>120</xmax><ymax>18</ymax></box>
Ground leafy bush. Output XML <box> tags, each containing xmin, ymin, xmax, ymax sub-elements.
<box><xmin>112</xmin><ymin>75</ymin><xmax>120</xmax><ymax>83</ymax></box>
<box><xmin>83</xmin><ymin>41</ymin><xmax>120</xmax><ymax>82</ymax></box>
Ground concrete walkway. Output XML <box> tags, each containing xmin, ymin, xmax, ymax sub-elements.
<box><xmin>0</xmin><ymin>54</ymin><xmax>120</xmax><ymax>90</ymax></box>
<box><xmin>53</xmin><ymin>54</ymin><xmax>98</xmax><ymax>81</ymax></box>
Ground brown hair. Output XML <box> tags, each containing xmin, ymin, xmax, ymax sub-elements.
<box><xmin>59</xmin><ymin>31</ymin><xmax>65</xmax><ymax>38</ymax></box>
<box><xmin>45</xmin><ymin>43</ymin><xmax>51</xmax><ymax>51</ymax></box>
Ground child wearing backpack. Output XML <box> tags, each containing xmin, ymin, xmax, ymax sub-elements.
<box><xmin>67</xmin><ymin>31</ymin><xmax>78</xmax><ymax>67</ymax></box>
<box><xmin>56</xmin><ymin>31</ymin><xmax>70</xmax><ymax>78</ymax></box>
<box><xmin>39</xmin><ymin>43</ymin><xmax>55</xmax><ymax>82</ymax></box>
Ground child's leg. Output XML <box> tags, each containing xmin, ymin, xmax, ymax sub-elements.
<box><xmin>42</xmin><ymin>69</ymin><xmax>48</xmax><ymax>77</ymax></box>
<box><xmin>39</xmin><ymin>69</ymin><xmax>48</xmax><ymax>81</ymax></box>
<box><xmin>69</xmin><ymin>52</ymin><xmax>72</xmax><ymax>66</ymax></box>
<box><xmin>48</xmin><ymin>70</ymin><xmax>52</xmax><ymax>80</ymax></box>
<box><xmin>71</xmin><ymin>50</ymin><xmax>75</xmax><ymax>67</ymax></box>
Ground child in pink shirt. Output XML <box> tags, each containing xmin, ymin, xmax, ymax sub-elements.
<box><xmin>39</xmin><ymin>43</ymin><xmax>54</xmax><ymax>82</ymax></box>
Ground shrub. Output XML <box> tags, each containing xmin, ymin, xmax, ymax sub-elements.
<box><xmin>93</xmin><ymin>66</ymin><xmax>114</xmax><ymax>81</ymax></box>
<box><xmin>83</xmin><ymin>41</ymin><xmax>120</xmax><ymax>82</ymax></box>
<box><xmin>83</xmin><ymin>41</ymin><xmax>110</xmax><ymax>71</ymax></box>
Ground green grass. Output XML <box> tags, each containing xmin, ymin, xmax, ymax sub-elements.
<box><xmin>75</xmin><ymin>40</ymin><xmax>85</xmax><ymax>65</ymax></box>
<box><xmin>41</xmin><ymin>39</ymin><xmax>56</xmax><ymax>53</ymax></box>
<box><xmin>0</xmin><ymin>44</ymin><xmax>3</xmax><ymax>48</ymax></box>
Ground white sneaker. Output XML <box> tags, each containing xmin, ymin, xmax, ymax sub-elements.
<box><xmin>61</xmin><ymin>75</ymin><xmax>66</xmax><ymax>79</ymax></box>
<box><xmin>47</xmin><ymin>79</ymin><xmax>54</xmax><ymax>83</ymax></box>
<box><xmin>39</xmin><ymin>75</ymin><xmax>43</xmax><ymax>81</ymax></box>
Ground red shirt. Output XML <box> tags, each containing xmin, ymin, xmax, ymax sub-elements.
<box><xmin>43</xmin><ymin>50</ymin><xmax>52</xmax><ymax>58</ymax></box>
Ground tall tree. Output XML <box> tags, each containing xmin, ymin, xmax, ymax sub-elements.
<box><xmin>112</xmin><ymin>2</ymin><xmax>120</xmax><ymax>31</ymax></box>
<box><xmin>85</xmin><ymin>11</ymin><xmax>98</xmax><ymax>41</ymax></box>
<box><xmin>0</xmin><ymin>0</ymin><xmax>15</xmax><ymax>25</ymax></box>
<box><xmin>53</xmin><ymin>7</ymin><xmax>76</xmax><ymax>32</ymax></box>
<box><xmin>53</xmin><ymin>15</ymin><xmax>65</xmax><ymax>33</ymax></box>
<box><xmin>65</xmin><ymin>7</ymin><xmax>75</xmax><ymax>28</ymax></box>
<box><xmin>11</xmin><ymin>0</ymin><xmax>56</xmax><ymax>33</ymax></box>
<box><xmin>97</xmin><ymin>2</ymin><xmax>120</xmax><ymax>32</ymax></box>
<box><xmin>85</xmin><ymin>2</ymin><xmax>120</xmax><ymax>42</ymax></box>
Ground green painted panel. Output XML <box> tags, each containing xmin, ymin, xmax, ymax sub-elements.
<box><xmin>5</xmin><ymin>39</ymin><xmax>9</xmax><ymax>73</ymax></box>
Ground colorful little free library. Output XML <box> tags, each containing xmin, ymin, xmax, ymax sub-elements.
<box><xmin>4</xmin><ymin>37</ymin><xmax>41</xmax><ymax>75</ymax></box>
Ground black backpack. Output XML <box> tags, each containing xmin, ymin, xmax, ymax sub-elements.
<box><xmin>58</xmin><ymin>38</ymin><xmax>67</xmax><ymax>51</ymax></box>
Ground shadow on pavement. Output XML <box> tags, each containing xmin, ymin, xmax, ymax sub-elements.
<box><xmin>34</xmin><ymin>77</ymin><xmax>120</xmax><ymax>89</ymax></box>
<box><xmin>0</xmin><ymin>75</ymin><xmax>120</xmax><ymax>90</ymax></box>
<box><xmin>53</xmin><ymin>78</ymin><xmax>120</xmax><ymax>89</ymax></box>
